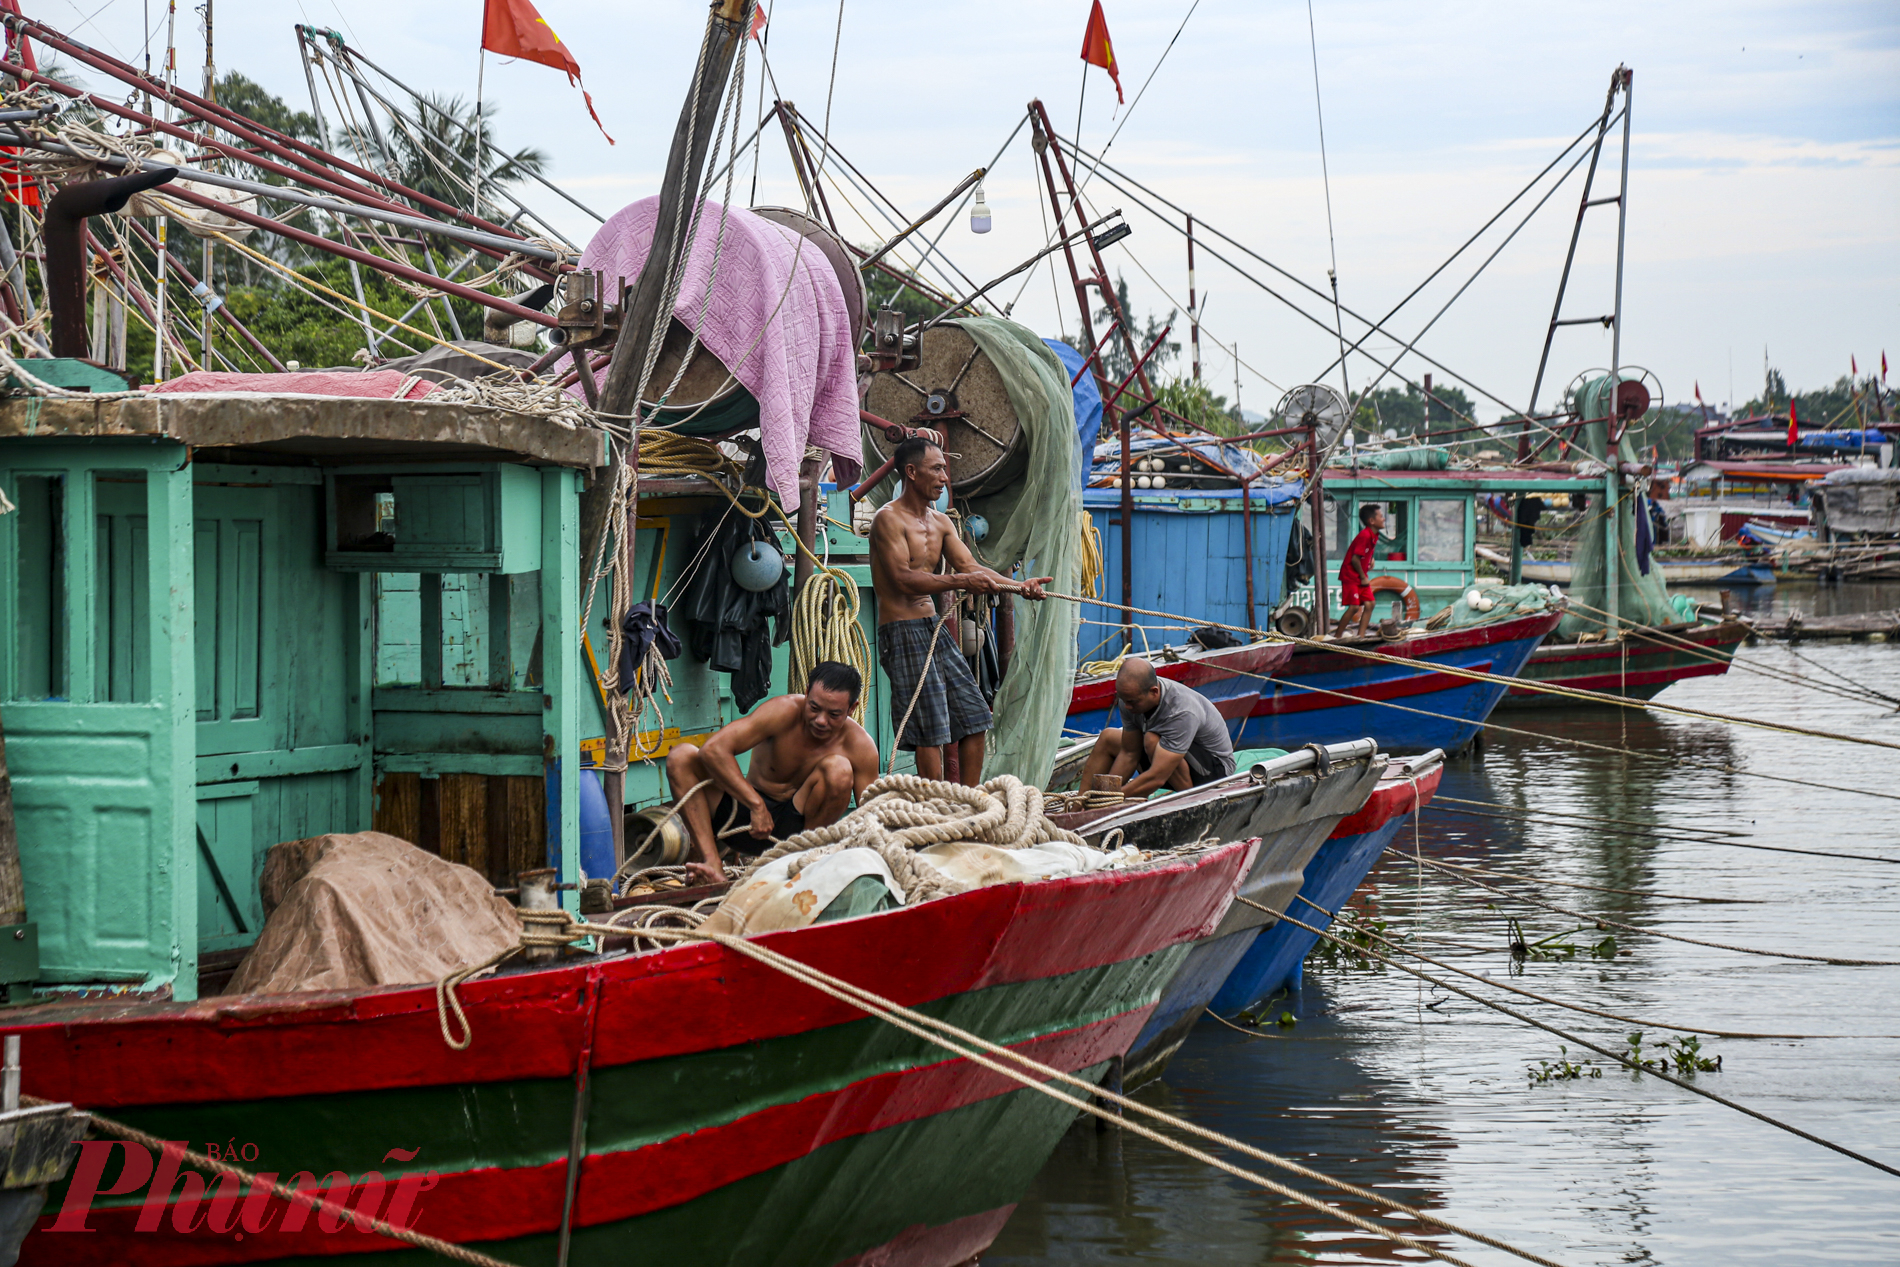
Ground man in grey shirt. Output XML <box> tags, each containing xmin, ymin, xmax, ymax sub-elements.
<box><xmin>1077</xmin><ymin>657</ymin><xmax>1236</xmax><ymax>797</ymax></box>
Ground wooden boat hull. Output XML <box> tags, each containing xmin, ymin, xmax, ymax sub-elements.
<box><xmin>9</xmin><ymin>842</ymin><xmax>1255</xmax><ymax>1266</ymax></box>
<box><xmin>1515</xmin><ymin>557</ymin><xmax>1774</xmax><ymax>585</ymax></box>
<box><xmin>1066</xmin><ymin>641</ymin><xmax>1297</xmax><ymax>740</ymax></box>
<box><xmin>1501</xmin><ymin>619</ymin><xmax>1750</xmax><ymax>705</ymax></box>
<box><xmin>1211</xmin><ymin>755</ymin><xmax>1445</xmax><ymax>1014</ymax></box>
<box><xmin>1051</xmin><ymin>744</ymin><xmax>1386</xmax><ymax>1089</ymax></box>
<box><xmin>1236</xmin><ymin>610</ymin><xmax>1561</xmax><ymax>754</ymax></box>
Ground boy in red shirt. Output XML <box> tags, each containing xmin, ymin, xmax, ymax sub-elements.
<box><xmin>1332</xmin><ymin>503</ymin><xmax>1385</xmax><ymax>637</ymax></box>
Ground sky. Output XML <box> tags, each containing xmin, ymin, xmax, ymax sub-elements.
<box><xmin>37</xmin><ymin>0</ymin><xmax>1900</xmax><ymax>421</ymax></box>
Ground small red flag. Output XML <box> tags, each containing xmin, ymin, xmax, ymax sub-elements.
<box><xmin>1694</xmin><ymin>381</ymin><xmax>1703</xmax><ymax>403</ymax></box>
<box><xmin>1081</xmin><ymin>1</ymin><xmax>1124</xmax><ymax>104</ymax></box>
<box><xmin>749</xmin><ymin>3</ymin><xmax>768</xmax><ymax>40</ymax></box>
<box><xmin>1787</xmin><ymin>400</ymin><xmax>1798</xmax><ymax>447</ymax></box>
<box><xmin>1882</xmin><ymin>350</ymin><xmax>1888</xmax><ymax>383</ymax></box>
<box><xmin>482</xmin><ymin>0</ymin><xmax>614</xmax><ymax>144</ymax></box>
<box><xmin>1852</xmin><ymin>354</ymin><xmax>1859</xmax><ymax>378</ymax></box>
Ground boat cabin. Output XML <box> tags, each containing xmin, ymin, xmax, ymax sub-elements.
<box><xmin>0</xmin><ymin>388</ymin><xmax>600</xmax><ymax>1002</ymax></box>
<box><xmin>1313</xmin><ymin>467</ymin><xmax>1600</xmax><ymax>617</ymax></box>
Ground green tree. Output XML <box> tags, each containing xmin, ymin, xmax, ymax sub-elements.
<box><xmin>1152</xmin><ymin>377</ymin><xmax>1244</xmax><ymax>437</ymax></box>
<box><xmin>1352</xmin><ymin>380</ymin><xmax>1475</xmax><ymax>440</ymax></box>
<box><xmin>1063</xmin><ymin>273</ymin><xmax>1177</xmax><ymax>384</ymax></box>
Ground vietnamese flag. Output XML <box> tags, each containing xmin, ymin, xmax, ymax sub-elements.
<box><xmin>482</xmin><ymin>0</ymin><xmax>614</xmax><ymax>143</ymax></box>
<box><xmin>1081</xmin><ymin>0</ymin><xmax>1124</xmax><ymax>104</ymax></box>
<box><xmin>749</xmin><ymin>3</ymin><xmax>768</xmax><ymax>40</ymax></box>
<box><xmin>1787</xmin><ymin>400</ymin><xmax>1798</xmax><ymax>447</ymax></box>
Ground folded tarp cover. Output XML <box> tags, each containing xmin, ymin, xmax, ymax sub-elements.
<box><xmin>146</xmin><ymin>369</ymin><xmax>439</xmax><ymax>399</ymax></box>
<box><xmin>226</xmin><ymin>831</ymin><xmax>519</xmax><ymax>996</ymax></box>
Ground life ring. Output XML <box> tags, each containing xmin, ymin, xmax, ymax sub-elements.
<box><xmin>1368</xmin><ymin>576</ymin><xmax>1419</xmax><ymax>623</ymax></box>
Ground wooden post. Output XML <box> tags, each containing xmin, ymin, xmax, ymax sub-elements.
<box><xmin>1508</xmin><ymin>492</ymin><xmax>1526</xmax><ymax>585</ymax></box>
<box><xmin>543</xmin><ymin>468</ymin><xmax>582</xmax><ymax>914</ymax></box>
<box><xmin>0</xmin><ymin>718</ymin><xmax>22</xmax><ymax>928</ymax></box>
<box><xmin>583</xmin><ymin>0</ymin><xmax>752</xmax><ymax>577</ymax></box>
<box><xmin>147</xmin><ymin>453</ymin><xmax>198</xmax><ymax>1000</ymax></box>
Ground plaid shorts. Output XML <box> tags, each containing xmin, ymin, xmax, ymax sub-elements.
<box><xmin>878</xmin><ymin>615</ymin><xmax>992</xmax><ymax>750</ymax></box>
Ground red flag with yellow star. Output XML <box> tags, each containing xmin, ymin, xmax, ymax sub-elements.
<box><xmin>1081</xmin><ymin>1</ymin><xmax>1124</xmax><ymax>103</ymax></box>
<box><xmin>482</xmin><ymin>0</ymin><xmax>613</xmax><ymax>143</ymax></box>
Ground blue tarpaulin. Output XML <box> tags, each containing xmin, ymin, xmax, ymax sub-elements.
<box><xmin>1044</xmin><ymin>338</ymin><xmax>1102</xmax><ymax>479</ymax></box>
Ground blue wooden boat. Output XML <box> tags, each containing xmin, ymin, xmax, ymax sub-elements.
<box><xmin>1236</xmin><ymin>609</ymin><xmax>1561</xmax><ymax>754</ymax></box>
<box><xmin>1050</xmin><ymin>742</ymin><xmax>1386</xmax><ymax>1090</ymax></box>
<box><xmin>1210</xmin><ymin>750</ymin><xmax>1444</xmax><ymax>1015</ymax></box>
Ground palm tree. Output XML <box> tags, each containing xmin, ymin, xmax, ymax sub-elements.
<box><xmin>379</xmin><ymin>93</ymin><xmax>548</xmax><ymax>218</ymax></box>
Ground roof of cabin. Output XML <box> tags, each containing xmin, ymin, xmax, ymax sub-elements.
<box><xmin>0</xmin><ymin>392</ymin><xmax>605</xmax><ymax>468</ymax></box>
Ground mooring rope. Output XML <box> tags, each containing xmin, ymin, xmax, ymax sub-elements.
<box><xmin>20</xmin><ymin>1095</ymin><xmax>523</xmax><ymax>1267</ymax></box>
<box><xmin>1412</xmin><ymin>856</ymin><xmax>1760</xmax><ymax>904</ymax></box>
<box><xmin>1249</xmin><ymin>903</ymin><xmax>1900</xmax><ymax>1180</ymax></box>
<box><xmin>444</xmin><ymin>912</ymin><xmax>1567</xmax><ymax>1267</ymax></box>
<box><xmin>1150</xmin><ymin>649</ymin><xmax>1900</xmax><ymax>807</ymax></box>
<box><xmin>1399</xmin><ymin>852</ymin><xmax>1900</xmax><ymax>966</ymax></box>
<box><xmin>1423</xmin><ymin>796</ymin><xmax>1900</xmax><ymax>866</ymax></box>
<box><xmin>1264</xmin><ymin>893</ymin><xmax>1896</xmax><ymax>1041</ymax></box>
<box><xmin>1042</xmin><ymin>588</ymin><xmax>1900</xmax><ymax>754</ymax></box>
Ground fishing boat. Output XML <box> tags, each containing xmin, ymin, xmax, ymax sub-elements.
<box><xmin>1235</xmin><ymin>606</ymin><xmax>1561</xmax><ymax>753</ymax></box>
<box><xmin>1211</xmin><ymin>750</ymin><xmax>1444</xmax><ymax>1014</ymax></box>
<box><xmin>11</xmin><ymin>834</ymin><xmax>1253</xmax><ymax>1266</ymax></box>
<box><xmin>1501</xmin><ymin>618</ymin><xmax>1751</xmax><ymax>705</ymax></box>
<box><xmin>1050</xmin><ymin>741</ymin><xmax>1384</xmax><ymax>1088</ymax></box>
<box><xmin>1511</xmin><ymin>553</ymin><xmax>1774</xmax><ymax>587</ymax></box>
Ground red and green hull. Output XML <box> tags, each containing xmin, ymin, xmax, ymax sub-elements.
<box><xmin>11</xmin><ymin>841</ymin><xmax>1255</xmax><ymax>1266</ymax></box>
<box><xmin>1501</xmin><ymin>619</ymin><xmax>1749</xmax><ymax>705</ymax></box>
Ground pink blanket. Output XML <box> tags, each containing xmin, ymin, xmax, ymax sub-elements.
<box><xmin>576</xmin><ymin>198</ymin><xmax>861</xmax><ymax>511</ymax></box>
<box><xmin>147</xmin><ymin>370</ymin><xmax>438</xmax><ymax>399</ymax></box>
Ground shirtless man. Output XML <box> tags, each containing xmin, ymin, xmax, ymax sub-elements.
<box><xmin>664</xmin><ymin>661</ymin><xmax>879</xmax><ymax>883</ymax></box>
<box><xmin>869</xmin><ymin>437</ymin><xmax>1049</xmax><ymax>785</ymax></box>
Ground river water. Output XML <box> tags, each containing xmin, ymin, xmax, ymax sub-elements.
<box><xmin>988</xmin><ymin>580</ymin><xmax>1900</xmax><ymax>1266</ymax></box>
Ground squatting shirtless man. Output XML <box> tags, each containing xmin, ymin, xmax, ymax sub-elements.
<box><xmin>868</xmin><ymin>437</ymin><xmax>1049</xmax><ymax>785</ymax></box>
<box><xmin>665</xmin><ymin>661</ymin><xmax>879</xmax><ymax>883</ymax></box>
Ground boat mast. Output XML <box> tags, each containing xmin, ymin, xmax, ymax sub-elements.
<box><xmin>585</xmin><ymin>0</ymin><xmax>754</xmax><ymax>580</ymax></box>
<box><xmin>1605</xmin><ymin>68</ymin><xmax>1634</xmax><ymax>632</ymax></box>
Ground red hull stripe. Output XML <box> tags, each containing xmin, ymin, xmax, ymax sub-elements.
<box><xmin>30</xmin><ymin>1013</ymin><xmax>1143</xmax><ymax>1264</ymax></box>
<box><xmin>1070</xmin><ymin>643</ymin><xmax>1295</xmax><ymax>713</ymax></box>
<box><xmin>1330</xmin><ymin>766</ymin><xmax>1443</xmax><ymax>838</ymax></box>
<box><xmin>1508</xmin><ymin>661</ymin><xmax>1731</xmax><ymax>695</ymax></box>
<box><xmin>1249</xmin><ymin>661</ymin><xmax>1494</xmax><ymax>717</ymax></box>
<box><xmin>13</xmin><ymin>844</ymin><xmax>1252</xmax><ymax>1109</ymax></box>
<box><xmin>1280</xmin><ymin>610</ymin><xmax>1560</xmax><ymax>674</ymax></box>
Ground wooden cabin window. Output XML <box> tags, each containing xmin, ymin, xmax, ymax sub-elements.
<box><xmin>11</xmin><ymin>474</ymin><xmax>65</xmax><ymax>700</ymax></box>
<box><xmin>94</xmin><ymin>473</ymin><xmax>152</xmax><ymax>702</ymax></box>
<box><xmin>1416</xmin><ymin>499</ymin><xmax>1467</xmax><ymax>563</ymax></box>
<box><xmin>375</xmin><ymin>571</ymin><xmax>536</xmax><ymax>689</ymax></box>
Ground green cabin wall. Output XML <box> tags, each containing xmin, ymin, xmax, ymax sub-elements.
<box><xmin>3</xmin><ymin>441</ymin><xmax>584</xmax><ymax>999</ymax></box>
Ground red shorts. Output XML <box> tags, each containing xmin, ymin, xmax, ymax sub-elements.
<box><xmin>1340</xmin><ymin>579</ymin><xmax>1372</xmax><ymax>607</ymax></box>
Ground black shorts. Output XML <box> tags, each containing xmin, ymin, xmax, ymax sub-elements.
<box><xmin>710</xmin><ymin>789</ymin><xmax>806</xmax><ymax>852</ymax></box>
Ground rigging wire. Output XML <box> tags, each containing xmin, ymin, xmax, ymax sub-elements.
<box><xmin>1303</xmin><ymin>0</ymin><xmax>1352</xmax><ymax>412</ymax></box>
<box><xmin>1258</xmin><ymin>904</ymin><xmax>1900</xmax><ymax>1179</ymax></box>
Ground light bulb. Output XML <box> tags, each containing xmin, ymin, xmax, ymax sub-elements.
<box><xmin>970</xmin><ymin>184</ymin><xmax>992</xmax><ymax>234</ymax></box>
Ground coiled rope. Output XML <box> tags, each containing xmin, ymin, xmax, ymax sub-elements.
<box><xmin>734</xmin><ymin>773</ymin><xmax>1090</xmax><ymax>906</ymax></box>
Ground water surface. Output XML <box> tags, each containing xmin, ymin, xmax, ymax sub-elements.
<box><xmin>989</xmin><ymin>580</ymin><xmax>1900</xmax><ymax>1265</ymax></box>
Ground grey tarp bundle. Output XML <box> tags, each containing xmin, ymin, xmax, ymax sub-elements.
<box><xmin>227</xmin><ymin>832</ymin><xmax>520</xmax><ymax>996</ymax></box>
<box><xmin>867</xmin><ymin>317</ymin><xmax>1082</xmax><ymax>788</ymax></box>
<box><xmin>1556</xmin><ymin>378</ymin><xmax>1677</xmax><ymax>639</ymax></box>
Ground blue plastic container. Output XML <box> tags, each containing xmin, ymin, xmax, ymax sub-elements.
<box><xmin>578</xmin><ymin>768</ymin><xmax>616</xmax><ymax>881</ymax></box>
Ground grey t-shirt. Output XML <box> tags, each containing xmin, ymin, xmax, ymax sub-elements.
<box><xmin>1123</xmin><ymin>678</ymin><xmax>1236</xmax><ymax>782</ymax></box>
